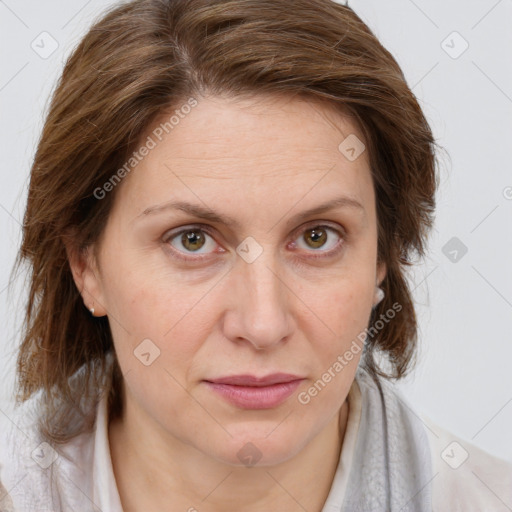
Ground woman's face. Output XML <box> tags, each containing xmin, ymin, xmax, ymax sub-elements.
<box><xmin>80</xmin><ymin>94</ymin><xmax>385</xmax><ymax>466</ymax></box>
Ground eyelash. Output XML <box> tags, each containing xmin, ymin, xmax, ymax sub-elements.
<box><xmin>162</xmin><ymin>222</ymin><xmax>346</xmax><ymax>264</ymax></box>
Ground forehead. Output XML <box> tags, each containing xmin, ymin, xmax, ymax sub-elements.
<box><xmin>147</xmin><ymin>93</ymin><xmax>364</xmax><ymax>167</ymax></box>
<box><xmin>113</xmin><ymin>93</ymin><xmax>374</xmax><ymax>221</ymax></box>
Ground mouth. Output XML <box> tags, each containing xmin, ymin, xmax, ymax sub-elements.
<box><xmin>204</xmin><ymin>373</ymin><xmax>304</xmax><ymax>409</ymax></box>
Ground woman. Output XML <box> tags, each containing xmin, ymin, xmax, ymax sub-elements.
<box><xmin>1</xmin><ymin>0</ymin><xmax>511</xmax><ymax>510</ymax></box>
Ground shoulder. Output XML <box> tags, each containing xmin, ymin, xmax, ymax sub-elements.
<box><xmin>421</xmin><ymin>415</ymin><xmax>512</xmax><ymax>512</ymax></box>
<box><xmin>0</xmin><ymin>396</ymin><xmax>100</xmax><ymax>512</ymax></box>
<box><xmin>356</xmin><ymin>371</ymin><xmax>512</xmax><ymax>511</ymax></box>
<box><xmin>0</xmin><ymin>398</ymin><xmax>41</xmax><ymax>511</ymax></box>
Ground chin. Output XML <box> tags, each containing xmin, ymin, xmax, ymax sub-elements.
<box><xmin>200</xmin><ymin>426</ymin><xmax>310</xmax><ymax>469</ymax></box>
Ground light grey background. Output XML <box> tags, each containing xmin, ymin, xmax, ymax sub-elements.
<box><xmin>1</xmin><ymin>0</ymin><xmax>511</xmax><ymax>463</ymax></box>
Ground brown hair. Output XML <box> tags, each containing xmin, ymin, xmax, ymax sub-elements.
<box><xmin>15</xmin><ymin>0</ymin><xmax>438</xmax><ymax>443</ymax></box>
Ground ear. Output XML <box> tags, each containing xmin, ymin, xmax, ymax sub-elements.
<box><xmin>63</xmin><ymin>234</ymin><xmax>107</xmax><ymax>317</ymax></box>
<box><xmin>376</xmin><ymin>260</ymin><xmax>387</xmax><ymax>288</ymax></box>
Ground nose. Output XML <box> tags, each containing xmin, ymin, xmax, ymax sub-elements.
<box><xmin>221</xmin><ymin>254</ymin><xmax>294</xmax><ymax>350</ymax></box>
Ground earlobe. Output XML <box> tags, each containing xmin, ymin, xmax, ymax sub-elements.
<box><xmin>64</xmin><ymin>238</ymin><xmax>107</xmax><ymax>317</ymax></box>
<box><xmin>372</xmin><ymin>261</ymin><xmax>387</xmax><ymax>308</ymax></box>
<box><xmin>376</xmin><ymin>261</ymin><xmax>387</xmax><ymax>288</ymax></box>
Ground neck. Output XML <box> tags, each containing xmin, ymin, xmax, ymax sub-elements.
<box><xmin>109</xmin><ymin>395</ymin><xmax>349</xmax><ymax>512</ymax></box>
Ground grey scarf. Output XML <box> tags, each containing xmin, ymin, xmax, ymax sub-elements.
<box><xmin>337</xmin><ymin>368</ymin><xmax>434</xmax><ymax>511</ymax></box>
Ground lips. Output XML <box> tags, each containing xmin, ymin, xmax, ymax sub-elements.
<box><xmin>204</xmin><ymin>373</ymin><xmax>304</xmax><ymax>409</ymax></box>
<box><xmin>207</xmin><ymin>373</ymin><xmax>302</xmax><ymax>386</ymax></box>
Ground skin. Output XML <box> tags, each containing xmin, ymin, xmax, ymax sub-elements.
<box><xmin>68</xmin><ymin>93</ymin><xmax>386</xmax><ymax>512</ymax></box>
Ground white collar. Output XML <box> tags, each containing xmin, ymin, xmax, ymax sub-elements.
<box><xmin>320</xmin><ymin>378</ymin><xmax>362</xmax><ymax>511</ymax></box>
<box><xmin>92</xmin><ymin>393</ymin><xmax>124</xmax><ymax>511</ymax></box>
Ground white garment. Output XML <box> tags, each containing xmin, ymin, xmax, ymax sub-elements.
<box><xmin>1</xmin><ymin>373</ymin><xmax>511</xmax><ymax>511</ymax></box>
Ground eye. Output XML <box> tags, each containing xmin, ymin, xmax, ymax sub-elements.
<box><xmin>163</xmin><ymin>222</ymin><xmax>345</xmax><ymax>263</ymax></box>
<box><xmin>291</xmin><ymin>224</ymin><xmax>344</xmax><ymax>256</ymax></box>
<box><xmin>164</xmin><ymin>225</ymin><xmax>221</xmax><ymax>258</ymax></box>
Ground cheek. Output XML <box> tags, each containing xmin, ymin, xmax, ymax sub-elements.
<box><xmin>304</xmin><ymin>271</ymin><xmax>373</xmax><ymax>334</ymax></box>
<box><xmin>100</xmin><ymin>246</ymin><xmax>191</xmax><ymax>331</ymax></box>
<box><xmin>302</xmin><ymin>275</ymin><xmax>373</xmax><ymax>384</ymax></box>
<box><xmin>101</xmin><ymin>254</ymin><xmax>218</xmax><ymax>378</ymax></box>
<box><xmin>294</xmin><ymin>281</ymin><xmax>372</xmax><ymax>411</ymax></box>
<box><xmin>104</xmin><ymin>266</ymin><xmax>209</xmax><ymax>419</ymax></box>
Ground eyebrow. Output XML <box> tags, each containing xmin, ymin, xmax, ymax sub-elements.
<box><xmin>137</xmin><ymin>196</ymin><xmax>365</xmax><ymax>229</ymax></box>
